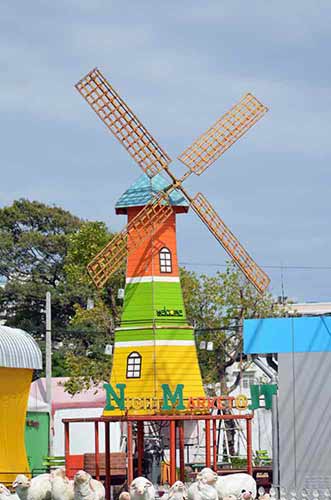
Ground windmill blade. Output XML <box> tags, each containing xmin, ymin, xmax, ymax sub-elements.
<box><xmin>190</xmin><ymin>192</ymin><xmax>270</xmax><ymax>294</ymax></box>
<box><xmin>178</xmin><ymin>93</ymin><xmax>268</xmax><ymax>175</ymax></box>
<box><xmin>75</xmin><ymin>68</ymin><xmax>171</xmax><ymax>178</ymax></box>
<box><xmin>87</xmin><ymin>192</ymin><xmax>173</xmax><ymax>288</ymax></box>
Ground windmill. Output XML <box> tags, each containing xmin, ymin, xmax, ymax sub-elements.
<box><xmin>75</xmin><ymin>68</ymin><xmax>270</xmax><ymax>416</ymax></box>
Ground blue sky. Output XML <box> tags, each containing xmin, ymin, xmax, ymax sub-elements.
<box><xmin>1</xmin><ymin>1</ymin><xmax>331</xmax><ymax>302</ymax></box>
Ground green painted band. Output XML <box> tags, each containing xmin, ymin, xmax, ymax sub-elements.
<box><xmin>115</xmin><ymin>329</ymin><xmax>195</xmax><ymax>342</ymax></box>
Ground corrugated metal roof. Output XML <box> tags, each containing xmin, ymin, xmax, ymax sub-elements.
<box><xmin>115</xmin><ymin>173</ymin><xmax>188</xmax><ymax>212</ymax></box>
<box><xmin>0</xmin><ymin>326</ymin><xmax>42</xmax><ymax>369</ymax></box>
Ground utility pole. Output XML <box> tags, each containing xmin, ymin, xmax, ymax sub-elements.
<box><xmin>46</xmin><ymin>291</ymin><xmax>53</xmax><ymax>455</ymax></box>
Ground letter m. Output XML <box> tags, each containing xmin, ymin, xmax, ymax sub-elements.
<box><xmin>161</xmin><ymin>384</ymin><xmax>185</xmax><ymax>410</ymax></box>
<box><xmin>103</xmin><ymin>383</ymin><xmax>126</xmax><ymax>411</ymax></box>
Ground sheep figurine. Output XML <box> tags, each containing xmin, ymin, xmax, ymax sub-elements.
<box><xmin>129</xmin><ymin>477</ymin><xmax>155</xmax><ymax>500</ymax></box>
<box><xmin>239</xmin><ymin>490</ymin><xmax>254</xmax><ymax>500</ymax></box>
<box><xmin>13</xmin><ymin>474</ymin><xmax>51</xmax><ymax>500</ymax></box>
<box><xmin>0</xmin><ymin>485</ymin><xmax>11</xmax><ymax>500</ymax></box>
<box><xmin>187</xmin><ymin>479</ymin><xmax>218</xmax><ymax>500</ymax></box>
<box><xmin>168</xmin><ymin>481</ymin><xmax>187</xmax><ymax>500</ymax></box>
<box><xmin>215</xmin><ymin>474</ymin><xmax>257</xmax><ymax>500</ymax></box>
<box><xmin>119</xmin><ymin>493</ymin><xmax>131</xmax><ymax>500</ymax></box>
<box><xmin>222</xmin><ymin>495</ymin><xmax>237</xmax><ymax>500</ymax></box>
<box><xmin>0</xmin><ymin>484</ymin><xmax>19</xmax><ymax>500</ymax></box>
<box><xmin>51</xmin><ymin>468</ymin><xmax>74</xmax><ymax>500</ymax></box>
<box><xmin>73</xmin><ymin>470</ymin><xmax>105</xmax><ymax>500</ymax></box>
<box><xmin>197</xmin><ymin>469</ymin><xmax>218</xmax><ymax>486</ymax></box>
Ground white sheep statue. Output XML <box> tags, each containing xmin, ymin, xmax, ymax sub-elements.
<box><xmin>51</xmin><ymin>468</ymin><xmax>74</xmax><ymax>500</ymax></box>
<box><xmin>168</xmin><ymin>481</ymin><xmax>188</xmax><ymax>500</ymax></box>
<box><xmin>187</xmin><ymin>479</ymin><xmax>218</xmax><ymax>500</ymax></box>
<box><xmin>222</xmin><ymin>495</ymin><xmax>237</xmax><ymax>500</ymax></box>
<box><xmin>0</xmin><ymin>485</ymin><xmax>11</xmax><ymax>500</ymax></box>
<box><xmin>119</xmin><ymin>493</ymin><xmax>131</xmax><ymax>500</ymax></box>
<box><xmin>73</xmin><ymin>470</ymin><xmax>105</xmax><ymax>500</ymax></box>
<box><xmin>197</xmin><ymin>469</ymin><xmax>218</xmax><ymax>486</ymax></box>
<box><xmin>129</xmin><ymin>477</ymin><xmax>155</xmax><ymax>500</ymax></box>
<box><xmin>13</xmin><ymin>474</ymin><xmax>51</xmax><ymax>500</ymax></box>
<box><xmin>215</xmin><ymin>473</ymin><xmax>257</xmax><ymax>500</ymax></box>
<box><xmin>0</xmin><ymin>483</ymin><xmax>19</xmax><ymax>500</ymax></box>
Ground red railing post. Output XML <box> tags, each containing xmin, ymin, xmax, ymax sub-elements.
<box><xmin>212</xmin><ymin>419</ymin><xmax>217</xmax><ymax>471</ymax></box>
<box><xmin>127</xmin><ymin>421</ymin><xmax>134</xmax><ymax>484</ymax></box>
<box><xmin>137</xmin><ymin>421</ymin><xmax>144</xmax><ymax>476</ymax></box>
<box><xmin>170</xmin><ymin>420</ymin><xmax>176</xmax><ymax>485</ymax></box>
<box><xmin>205</xmin><ymin>419</ymin><xmax>211</xmax><ymax>468</ymax></box>
<box><xmin>105</xmin><ymin>421</ymin><xmax>111</xmax><ymax>500</ymax></box>
<box><xmin>178</xmin><ymin>421</ymin><xmax>185</xmax><ymax>481</ymax></box>
<box><xmin>64</xmin><ymin>422</ymin><xmax>70</xmax><ymax>475</ymax></box>
<box><xmin>94</xmin><ymin>421</ymin><xmax>100</xmax><ymax>480</ymax></box>
<box><xmin>246</xmin><ymin>417</ymin><xmax>253</xmax><ymax>475</ymax></box>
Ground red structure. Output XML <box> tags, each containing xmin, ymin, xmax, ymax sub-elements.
<box><xmin>63</xmin><ymin>413</ymin><xmax>253</xmax><ymax>500</ymax></box>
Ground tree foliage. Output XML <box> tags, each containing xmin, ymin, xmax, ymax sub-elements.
<box><xmin>181</xmin><ymin>263</ymin><xmax>286</xmax><ymax>391</ymax></box>
<box><xmin>0</xmin><ymin>199</ymin><xmax>82</xmax><ymax>333</ymax></box>
<box><xmin>62</xmin><ymin>221</ymin><xmax>125</xmax><ymax>392</ymax></box>
<box><xmin>0</xmin><ymin>201</ymin><xmax>123</xmax><ymax>381</ymax></box>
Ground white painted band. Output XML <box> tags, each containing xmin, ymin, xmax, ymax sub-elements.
<box><xmin>125</xmin><ymin>276</ymin><xmax>180</xmax><ymax>284</ymax></box>
<box><xmin>115</xmin><ymin>340</ymin><xmax>195</xmax><ymax>347</ymax></box>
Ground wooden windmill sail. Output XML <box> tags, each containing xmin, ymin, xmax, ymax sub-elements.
<box><xmin>75</xmin><ymin>68</ymin><xmax>270</xmax><ymax>416</ymax></box>
<box><xmin>76</xmin><ymin>68</ymin><xmax>270</xmax><ymax>294</ymax></box>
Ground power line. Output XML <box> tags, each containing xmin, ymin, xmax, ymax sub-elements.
<box><xmin>180</xmin><ymin>262</ymin><xmax>331</xmax><ymax>271</ymax></box>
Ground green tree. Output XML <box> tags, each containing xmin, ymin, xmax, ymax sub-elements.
<box><xmin>64</xmin><ymin>220</ymin><xmax>124</xmax><ymax>329</ymax></box>
<box><xmin>62</xmin><ymin>221</ymin><xmax>125</xmax><ymax>393</ymax></box>
<box><xmin>0</xmin><ymin>199</ymin><xmax>82</xmax><ymax>334</ymax></box>
<box><xmin>181</xmin><ymin>262</ymin><xmax>285</xmax><ymax>458</ymax></box>
<box><xmin>181</xmin><ymin>262</ymin><xmax>285</xmax><ymax>389</ymax></box>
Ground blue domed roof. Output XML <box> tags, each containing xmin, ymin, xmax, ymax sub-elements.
<box><xmin>115</xmin><ymin>173</ymin><xmax>188</xmax><ymax>214</ymax></box>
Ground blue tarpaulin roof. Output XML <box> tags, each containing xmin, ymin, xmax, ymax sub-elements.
<box><xmin>115</xmin><ymin>173</ymin><xmax>188</xmax><ymax>213</ymax></box>
<box><xmin>243</xmin><ymin>316</ymin><xmax>331</xmax><ymax>354</ymax></box>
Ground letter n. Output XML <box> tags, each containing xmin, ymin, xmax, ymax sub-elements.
<box><xmin>103</xmin><ymin>383</ymin><xmax>126</xmax><ymax>411</ymax></box>
<box><xmin>161</xmin><ymin>384</ymin><xmax>185</xmax><ymax>410</ymax></box>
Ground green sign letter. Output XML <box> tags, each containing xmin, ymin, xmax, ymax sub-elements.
<box><xmin>103</xmin><ymin>383</ymin><xmax>126</xmax><ymax>411</ymax></box>
<box><xmin>249</xmin><ymin>384</ymin><xmax>277</xmax><ymax>410</ymax></box>
<box><xmin>260</xmin><ymin>384</ymin><xmax>277</xmax><ymax>410</ymax></box>
<box><xmin>161</xmin><ymin>384</ymin><xmax>185</xmax><ymax>410</ymax></box>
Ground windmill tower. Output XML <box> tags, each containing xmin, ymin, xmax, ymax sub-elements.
<box><xmin>75</xmin><ymin>68</ymin><xmax>270</xmax><ymax>416</ymax></box>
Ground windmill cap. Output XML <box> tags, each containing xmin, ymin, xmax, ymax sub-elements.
<box><xmin>115</xmin><ymin>173</ymin><xmax>189</xmax><ymax>214</ymax></box>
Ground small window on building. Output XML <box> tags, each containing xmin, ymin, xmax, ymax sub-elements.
<box><xmin>159</xmin><ymin>247</ymin><xmax>172</xmax><ymax>273</ymax></box>
<box><xmin>126</xmin><ymin>352</ymin><xmax>142</xmax><ymax>378</ymax></box>
<box><xmin>242</xmin><ymin>371</ymin><xmax>256</xmax><ymax>389</ymax></box>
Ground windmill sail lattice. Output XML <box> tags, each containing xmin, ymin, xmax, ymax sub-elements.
<box><xmin>190</xmin><ymin>192</ymin><xmax>270</xmax><ymax>293</ymax></box>
<box><xmin>87</xmin><ymin>192</ymin><xmax>173</xmax><ymax>288</ymax></box>
<box><xmin>75</xmin><ymin>68</ymin><xmax>171</xmax><ymax>178</ymax></box>
<box><xmin>178</xmin><ymin>93</ymin><xmax>268</xmax><ymax>175</ymax></box>
<box><xmin>76</xmin><ymin>67</ymin><xmax>270</xmax><ymax>294</ymax></box>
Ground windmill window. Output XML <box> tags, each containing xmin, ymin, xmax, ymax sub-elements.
<box><xmin>126</xmin><ymin>352</ymin><xmax>142</xmax><ymax>378</ymax></box>
<box><xmin>159</xmin><ymin>247</ymin><xmax>172</xmax><ymax>273</ymax></box>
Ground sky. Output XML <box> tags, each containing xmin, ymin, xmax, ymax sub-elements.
<box><xmin>1</xmin><ymin>1</ymin><xmax>331</xmax><ymax>302</ymax></box>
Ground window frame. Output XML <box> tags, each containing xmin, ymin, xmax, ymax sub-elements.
<box><xmin>126</xmin><ymin>351</ymin><xmax>142</xmax><ymax>379</ymax></box>
<box><xmin>159</xmin><ymin>247</ymin><xmax>172</xmax><ymax>274</ymax></box>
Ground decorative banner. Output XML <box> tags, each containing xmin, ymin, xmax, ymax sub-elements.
<box><xmin>243</xmin><ymin>316</ymin><xmax>331</xmax><ymax>354</ymax></box>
